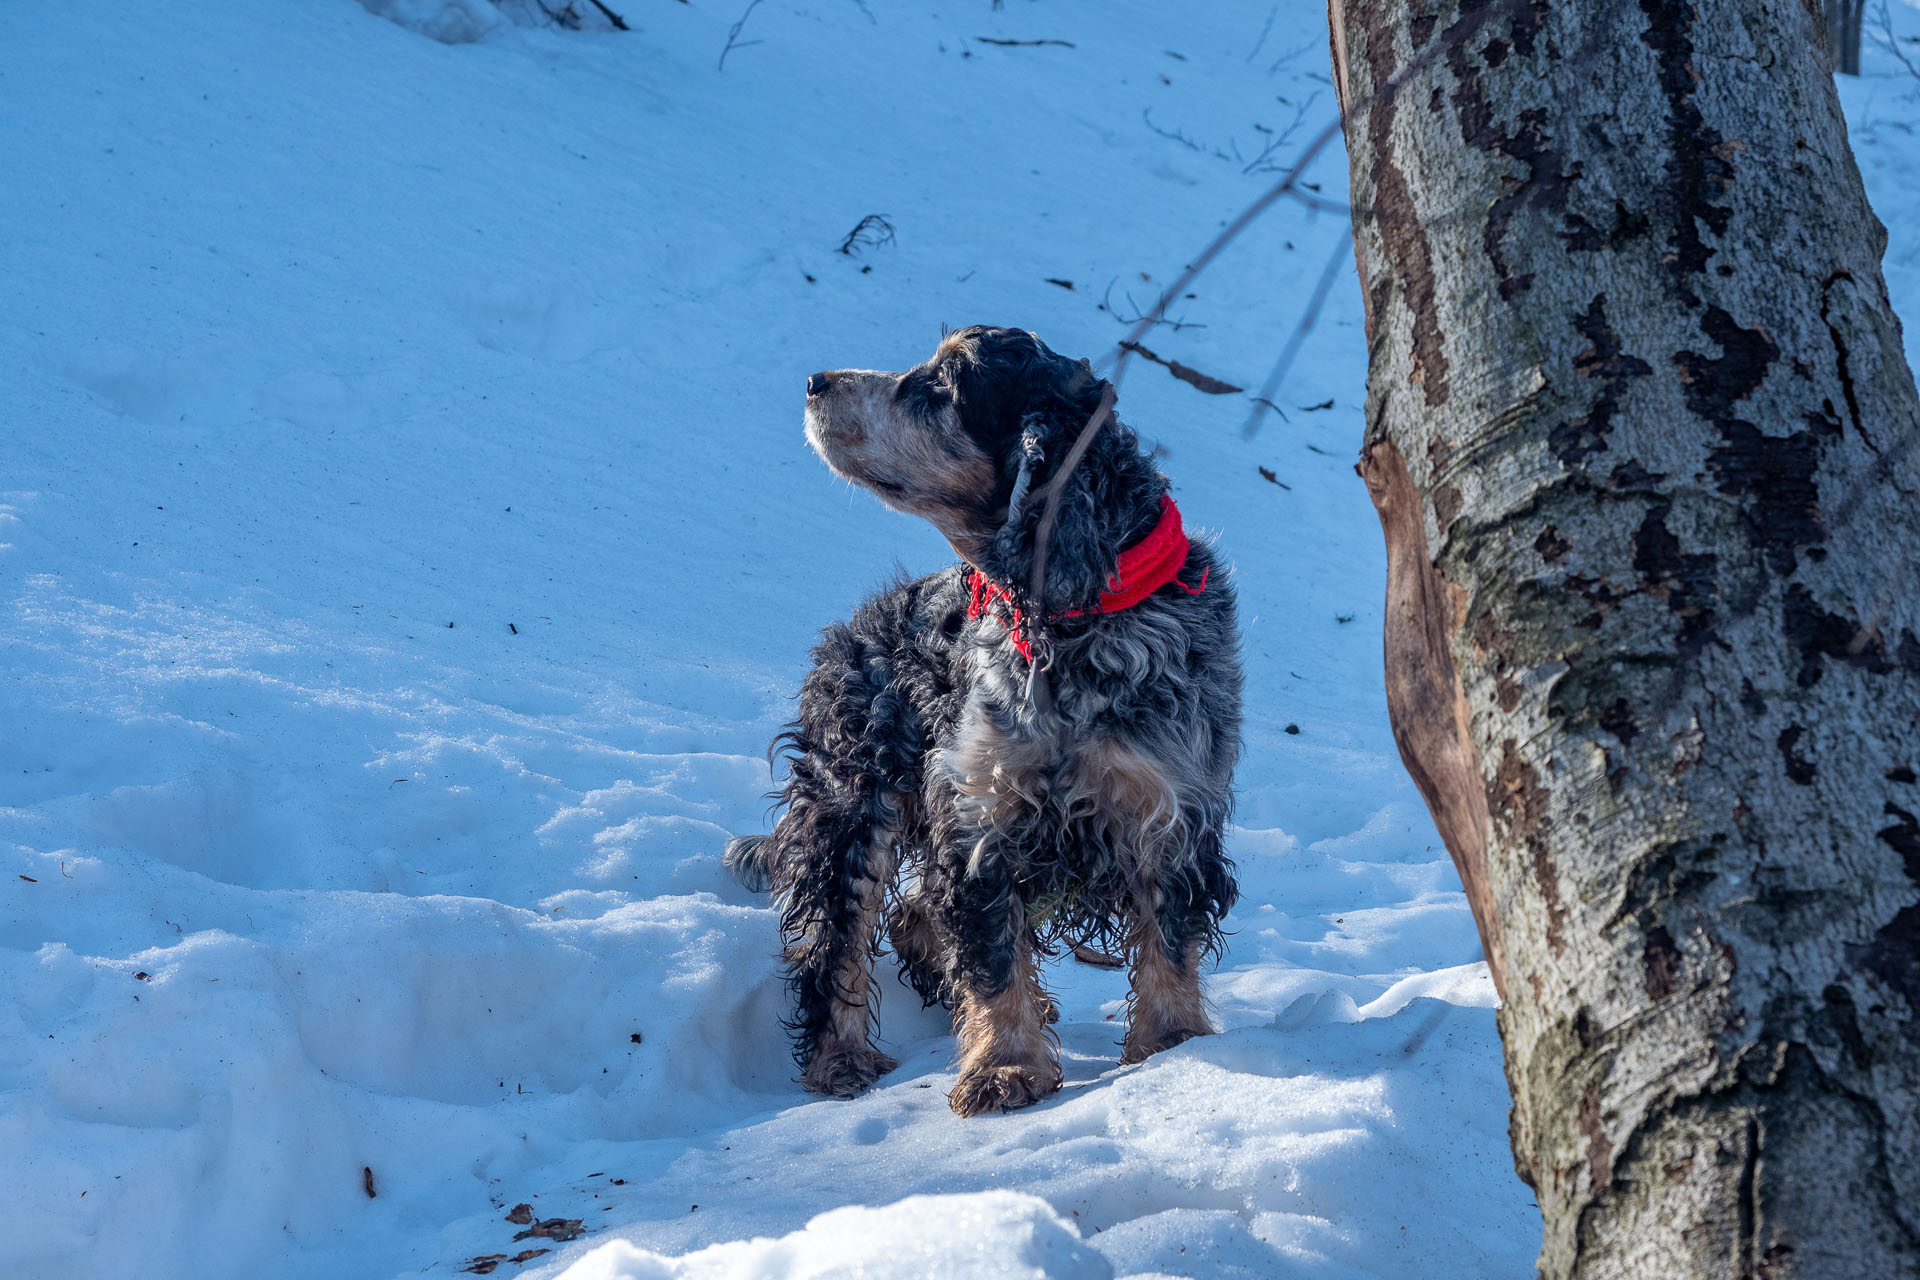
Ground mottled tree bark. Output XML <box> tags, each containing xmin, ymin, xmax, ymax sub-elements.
<box><xmin>1329</xmin><ymin>0</ymin><xmax>1920</xmax><ymax>1275</ymax></box>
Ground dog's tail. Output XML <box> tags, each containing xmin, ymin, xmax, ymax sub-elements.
<box><xmin>722</xmin><ymin>833</ymin><xmax>777</xmax><ymax>893</ymax></box>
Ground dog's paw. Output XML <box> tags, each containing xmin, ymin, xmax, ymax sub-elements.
<box><xmin>948</xmin><ymin>1063</ymin><xmax>1061</xmax><ymax>1117</ymax></box>
<box><xmin>800</xmin><ymin>1045</ymin><xmax>899</xmax><ymax>1098</ymax></box>
<box><xmin>1119</xmin><ymin>1024</ymin><xmax>1209</xmax><ymax>1065</ymax></box>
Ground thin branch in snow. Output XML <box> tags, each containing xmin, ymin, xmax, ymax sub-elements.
<box><xmin>1141</xmin><ymin>108</ymin><xmax>1210</xmax><ymax>154</ymax></box>
<box><xmin>585</xmin><ymin>0</ymin><xmax>631</xmax><ymax>28</ymax></box>
<box><xmin>1119</xmin><ymin>341</ymin><xmax>1243</xmax><ymax>395</ymax></box>
<box><xmin>1241</xmin><ymin>94</ymin><xmax>1320</xmax><ymax>174</ymax></box>
<box><xmin>1099</xmin><ymin>277</ymin><xmax>1207</xmax><ymax>333</ymax></box>
<box><xmin>717</xmin><ymin>0</ymin><xmax>765</xmax><ymax>71</ymax></box>
<box><xmin>1243</xmin><ymin>236</ymin><xmax>1352</xmax><ymax>438</ymax></box>
<box><xmin>1268</xmin><ymin>39</ymin><xmax>1320</xmax><ymax>75</ymax></box>
<box><xmin>1092</xmin><ymin>0</ymin><xmax>1535</xmax><ymax>410</ymax></box>
<box><xmin>975</xmin><ymin>37</ymin><xmax>1076</xmax><ymax>48</ymax></box>
<box><xmin>1245</xmin><ymin>5</ymin><xmax>1279</xmax><ymax>64</ymax></box>
<box><xmin>1870</xmin><ymin>1</ymin><xmax>1920</xmax><ymax>80</ymax></box>
<box><xmin>836</xmin><ymin>214</ymin><xmax>895</xmax><ymax>256</ymax></box>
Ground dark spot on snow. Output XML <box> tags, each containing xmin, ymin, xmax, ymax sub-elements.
<box><xmin>1284</xmin><ymin>723</ymin><xmax>1300</xmax><ymax>735</ymax></box>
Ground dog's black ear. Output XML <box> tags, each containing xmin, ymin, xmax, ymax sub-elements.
<box><xmin>982</xmin><ymin>346</ymin><xmax>1165</xmax><ymax>613</ymax></box>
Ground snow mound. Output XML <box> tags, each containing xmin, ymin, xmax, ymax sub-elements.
<box><xmin>557</xmin><ymin>1192</ymin><xmax>1110</xmax><ymax>1280</ymax></box>
<box><xmin>355</xmin><ymin>0</ymin><xmax>503</xmax><ymax>44</ymax></box>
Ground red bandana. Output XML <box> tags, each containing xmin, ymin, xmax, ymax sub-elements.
<box><xmin>966</xmin><ymin>495</ymin><xmax>1209</xmax><ymax>662</ymax></box>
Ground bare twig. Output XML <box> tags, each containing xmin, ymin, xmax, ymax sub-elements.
<box><xmin>1871</xmin><ymin>0</ymin><xmax>1920</xmax><ymax>79</ymax></box>
<box><xmin>1141</xmin><ymin>108</ymin><xmax>1214</xmax><ymax>155</ymax></box>
<box><xmin>1241</xmin><ymin>94</ymin><xmax>1321</xmax><ymax>174</ymax></box>
<box><xmin>717</xmin><ymin>0</ymin><xmax>765</xmax><ymax>71</ymax></box>
<box><xmin>1100</xmin><ymin>277</ymin><xmax>1207</xmax><ymax>333</ymax></box>
<box><xmin>1120</xmin><ymin>341</ymin><xmax>1243</xmax><ymax>395</ymax></box>
<box><xmin>837</xmin><ymin>214</ymin><xmax>895</xmax><ymax>256</ymax></box>
<box><xmin>1243</xmin><ymin>236</ymin><xmax>1352</xmax><ymax>438</ymax></box>
<box><xmin>975</xmin><ymin>37</ymin><xmax>1076</xmax><ymax>48</ymax></box>
<box><xmin>586</xmin><ymin>0</ymin><xmax>630</xmax><ymax>28</ymax></box>
<box><xmin>1246</xmin><ymin>5</ymin><xmax>1279</xmax><ymax>64</ymax></box>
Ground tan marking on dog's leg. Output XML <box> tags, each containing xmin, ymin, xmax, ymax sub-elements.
<box><xmin>1121</xmin><ymin>899</ymin><xmax>1215</xmax><ymax>1065</ymax></box>
<box><xmin>948</xmin><ymin>930</ymin><xmax>1062</xmax><ymax>1117</ymax></box>
<box><xmin>799</xmin><ymin>839</ymin><xmax>901</xmax><ymax>1098</ymax></box>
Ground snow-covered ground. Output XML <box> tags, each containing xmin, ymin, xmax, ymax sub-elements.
<box><xmin>4</xmin><ymin>2</ymin><xmax>1917</xmax><ymax>1277</ymax></box>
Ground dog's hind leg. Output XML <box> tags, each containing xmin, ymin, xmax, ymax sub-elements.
<box><xmin>780</xmin><ymin>817</ymin><xmax>902</xmax><ymax>1098</ymax></box>
<box><xmin>1120</xmin><ymin>828</ymin><xmax>1235</xmax><ymax>1064</ymax></box>
<box><xmin>885</xmin><ymin>887</ymin><xmax>951</xmax><ymax>1009</ymax></box>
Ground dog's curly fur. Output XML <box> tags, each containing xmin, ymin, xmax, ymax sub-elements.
<box><xmin>726</xmin><ymin>326</ymin><xmax>1241</xmax><ymax>1116</ymax></box>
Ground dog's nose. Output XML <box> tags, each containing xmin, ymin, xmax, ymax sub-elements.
<box><xmin>807</xmin><ymin>372</ymin><xmax>832</xmax><ymax>398</ymax></box>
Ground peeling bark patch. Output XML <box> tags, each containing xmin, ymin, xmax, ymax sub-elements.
<box><xmin>1822</xmin><ymin>983</ymin><xmax>1873</xmax><ymax>1070</ymax></box>
<box><xmin>1550</xmin><ymin>294</ymin><xmax>1653</xmax><ymax>466</ymax></box>
<box><xmin>1676</xmin><ymin>307</ymin><xmax>1778</xmax><ymax>413</ymax></box>
<box><xmin>1856</xmin><ymin>804</ymin><xmax>1920</xmax><ymax>1009</ymax></box>
<box><xmin>1880</xmin><ymin>803</ymin><xmax>1920</xmax><ymax>880</ymax></box>
<box><xmin>1444</xmin><ymin>3</ymin><xmax>1564</xmax><ymax>300</ymax></box>
<box><xmin>1782</xmin><ymin>584</ymin><xmax>1892</xmax><ymax>687</ymax></box>
<box><xmin>1637</xmin><ymin>0</ymin><xmax>1735</xmax><ymax>305</ymax></box>
<box><xmin>1358</xmin><ymin>0</ymin><xmax>1449</xmax><ymax>406</ymax></box>
<box><xmin>1472</xmin><ymin>607</ymin><xmax>1525</xmax><ymax>712</ymax></box>
<box><xmin>1598</xmin><ymin>698</ymin><xmax>1639</xmax><ymax>746</ymax></box>
<box><xmin>1820</xmin><ymin>271</ymin><xmax>1868</xmax><ymax>442</ymax></box>
<box><xmin>1495</xmin><ymin>740</ymin><xmax>1565</xmax><ymax>955</ymax></box>
<box><xmin>1776</xmin><ymin>726</ymin><xmax>1816</xmax><ymax>785</ymax></box>
<box><xmin>1888</xmin><ymin>766</ymin><xmax>1917</xmax><ymax>784</ymax></box>
<box><xmin>1632</xmin><ymin>501</ymin><xmax>1718</xmax><ymax>656</ymax></box>
<box><xmin>1359</xmin><ymin>441</ymin><xmax>1504</xmax><ymax>991</ymax></box>
<box><xmin>1677</xmin><ymin>308</ymin><xmax>1834</xmax><ymax>577</ymax></box>
<box><xmin>1644</xmin><ymin>924</ymin><xmax>1680</xmax><ymax>1000</ymax></box>
<box><xmin>1534</xmin><ymin>525</ymin><xmax>1570</xmax><ymax>563</ymax></box>
<box><xmin>1577</xmin><ymin>1083</ymin><xmax>1613</xmax><ymax>1191</ymax></box>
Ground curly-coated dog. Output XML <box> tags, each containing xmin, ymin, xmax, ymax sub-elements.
<box><xmin>726</xmin><ymin>326</ymin><xmax>1241</xmax><ymax>1117</ymax></box>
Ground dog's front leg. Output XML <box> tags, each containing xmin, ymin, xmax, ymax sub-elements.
<box><xmin>943</xmin><ymin>873</ymin><xmax>1062</xmax><ymax>1117</ymax></box>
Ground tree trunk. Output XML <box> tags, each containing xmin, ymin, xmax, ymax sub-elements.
<box><xmin>1823</xmin><ymin>0</ymin><xmax>1865</xmax><ymax>75</ymax></box>
<box><xmin>1328</xmin><ymin>0</ymin><xmax>1920</xmax><ymax>1275</ymax></box>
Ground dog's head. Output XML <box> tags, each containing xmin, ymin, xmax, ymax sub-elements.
<box><xmin>804</xmin><ymin>326</ymin><xmax>1165</xmax><ymax>604</ymax></box>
